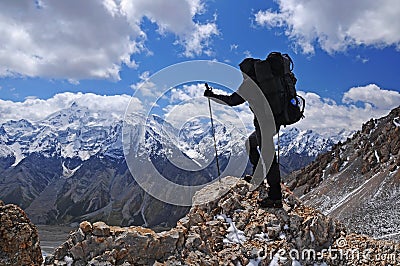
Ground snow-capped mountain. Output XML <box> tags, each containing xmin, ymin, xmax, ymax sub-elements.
<box><xmin>276</xmin><ymin>127</ymin><xmax>352</xmax><ymax>175</ymax></box>
<box><xmin>5</xmin><ymin>103</ymin><xmax>124</xmax><ymax>163</ymax></box>
<box><xmin>0</xmin><ymin>103</ymin><xmax>344</xmax><ymax>227</ymax></box>
<box><xmin>0</xmin><ymin>101</ymin><xmax>348</xmax><ymax>175</ymax></box>
<box><xmin>0</xmin><ymin>103</ymin><xmax>249</xmax><ymax>168</ymax></box>
<box><xmin>0</xmin><ymin>103</ymin><xmax>248</xmax><ymax>226</ymax></box>
<box><xmin>278</xmin><ymin>128</ymin><xmax>336</xmax><ymax>157</ymax></box>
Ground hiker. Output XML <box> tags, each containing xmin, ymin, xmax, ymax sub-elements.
<box><xmin>204</xmin><ymin>53</ymin><xmax>304</xmax><ymax>208</ymax></box>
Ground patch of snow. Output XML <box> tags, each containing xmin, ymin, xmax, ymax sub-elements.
<box><xmin>254</xmin><ymin>232</ymin><xmax>269</xmax><ymax>241</ymax></box>
<box><xmin>284</xmin><ymin>224</ymin><xmax>289</xmax><ymax>230</ymax></box>
<box><xmin>64</xmin><ymin>256</ymin><xmax>73</xmax><ymax>266</ymax></box>
<box><xmin>376</xmin><ymin>231</ymin><xmax>400</xmax><ymax>239</ymax></box>
<box><xmin>338</xmin><ymin>161</ymin><xmax>348</xmax><ymax>171</ymax></box>
<box><xmin>0</xmin><ymin>145</ymin><xmax>13</xmax><ymax>158</ymax></box>
<box><xmin>324</xmin><ymin>173</ymin><xmax>379</xmax><ymax>215</ymax></box>
<box><xmin>292</xmin><ymin>260</ymin><xmax>302</xmax><ymax>266</ymax></box>
<box><xmin>224</xmin><ymin>221</ymin><xmax>246</xmax><ymax>244</ymax></box>
<box><xmin>11</xmin><ymin>142</ymin><xmax>24</xmax><ymax>166</ymax></box>
<box><xmin>393</xmin><ymin>117</ymin><xmax>400</xmax><ymax>127</ymax></box>
<box><xmin>62</xmin><ymin>162</ymin><xmax>82</xmax><ymax>178</ymax></box>
<box><xmin>217</xmin><ymin>213</ymin><xmax>246</xmax><ymax>244</ymax></box>
<box><xmin>215</xmin><ymin>214</ymin><xmax>227</xmax><ymax>221</ymax></box>
<box><xmin>269</xmin><ymin>255</ymin><xmax>279</xmax><ymax>266</ymax></box>
<box><xmin>78</xmin><ymin>150</ymin><xmax>92</xmax><ymax>161</ymax></box>
<box><xmin>269</xmin><ymin>253</ymin><xmax>287</xmax><ymax>266</ymax></box>
<box><xmin>374</xmin><ymin>150</ymin><xmax>380</xmax><ymax>163</ymax></box>
<box><xmin>310</xmin><ymin>231</ymin><xmax>315</xmax><ymax>242</ymax></box>
<box><xmin>247</xmin><ymin>258</ymin><xmax>261</xmax><ymax>266</ymax></box>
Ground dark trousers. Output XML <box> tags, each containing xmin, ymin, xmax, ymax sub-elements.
<box><xmin>247</xmin><ymin>130</ymin><xmax>282</xmax><ymax>200</ymax></box>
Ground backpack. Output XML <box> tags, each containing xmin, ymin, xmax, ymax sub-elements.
<box><xmin>239</xmin><ymin>52</ymin><xmax>305</xmax><ymax>127</ymax></box>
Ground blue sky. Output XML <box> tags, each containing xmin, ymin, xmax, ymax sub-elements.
<box><xmin>0</xmin><ymin>0</ymin><xmax>399</xmax><ymax>136</ymax></box>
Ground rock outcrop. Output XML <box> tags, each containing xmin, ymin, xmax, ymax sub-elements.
<box><xmin>44</xmin><ymin>177</ymin><xmax>400</xmax><ymax>265</ymax></box>
<box><xmin>0</xmin><ymin>200</ymin><xmax>43</xmax><ymax>266</ymax></box>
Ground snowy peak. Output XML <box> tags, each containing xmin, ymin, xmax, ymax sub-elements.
<box><xmin>0</xmin><ymin>104</ymin><xmax>125</xmax><ymax>163</ymax></box>
<box><xmin>278</xmin><ymin>128</ymin><xmax>337</xmax><ymax>157</ymax></box>
<box><xmin>0</xmin><ymin>101</ymin><xmax>346</xmax><ymax>170</ymax></box>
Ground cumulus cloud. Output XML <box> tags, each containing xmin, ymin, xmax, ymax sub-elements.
<box><xmin>163</xmin><ymin>83</ymin><xmax>399</xmax><ymax>138</ymax></box>
<box><xmin>180</xmin><ymin>22</ymin><xmax>219</xmax><ymax>57</ymax></box>
<box><xmin>130</xmin><ymin>71</ymin><xmax>158</xmax><ymax>98</ymax></box>
<box><xmin>0</xmin><ymin>1</ymin><xmax>140</xmax><ymax>80</ymax></box>
<box><xmin>1</xmin><ymin>85</ymin><xmax>397</xmax><ymax>138</ymax></box>
<box><xmin>0</xmin><ymin>92</ymin><xmax>141</xmax><ymax>123</ymax></box>
<box><xmin>255</xmin><ymin>0</ymin><xmax>400</xmax><ymax>54</ymax></box>
<box><xmin>342</xmin><ymin>84</ymin><xmax>400</xmax><ymax>109</ymax></box>
<box><xmin>0</xmin><ymin>0</ymin><xmax>218</xmax><ymax>80</ymax></box>
<box><xmin>164</xmin><ymin>84</ymin><xmax>253</xmax><ymax>134</ymax></box>
<box><xmin>294</xmin><ymin>84</ymin><xmax>400</xmax><ymax>136</ymax></box>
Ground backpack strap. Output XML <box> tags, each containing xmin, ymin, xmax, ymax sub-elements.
<box><xmin>282</xmin><ymin>53</ymin><xmax>294</xmax><ymax>71</ymax></box>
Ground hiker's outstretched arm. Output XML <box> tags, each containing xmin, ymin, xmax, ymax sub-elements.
<box><xmin>209</xmin><ymin>92</ymin><xmax>245</xmax><ymax>106</ymax></box>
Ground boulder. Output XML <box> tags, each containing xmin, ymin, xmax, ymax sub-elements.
<box><xmin>0</xmin><ymin>200</ymin><xmax>43</xmax><ymax>265</ymax></box>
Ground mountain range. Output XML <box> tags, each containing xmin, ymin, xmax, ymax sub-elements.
<box><xmin>0</xmin><ymin>102</ymin><xmax>344</xmax><ymax>227</ymax></box>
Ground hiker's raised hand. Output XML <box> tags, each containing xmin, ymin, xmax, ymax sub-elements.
<box><xmin>204</xmin><ymin>89</ymin><xmax>214</xmax><ymax>97</ymax></box>
<box><xmin>204</xmin><ymin>83</ymin><xmax>214</xmax><ymax>97</ymax></box>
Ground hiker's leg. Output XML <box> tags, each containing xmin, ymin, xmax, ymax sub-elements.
<box><xmin>252</xmin><ymin>125</ymin><xmax>265</xmax><ymax>182</ymax></box>
<box><xmin>255</xmin><ymin>125</ymin><xmax>282</xmax><ymax>201</ymax></box>
<box><xmin>246</xmin><ymin>131</ymin><xmax>259</xmax><ymax>174</ymax></box>
<box><xmin>266</xmin><ymin>155</ymin><xmax>282</xmax><ymax>200</ymax></box>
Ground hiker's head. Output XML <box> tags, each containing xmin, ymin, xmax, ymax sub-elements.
<box><xmin>239</xmin><ymin>58</ymin><xmax>257</xmax><ymax>81</ymax></box>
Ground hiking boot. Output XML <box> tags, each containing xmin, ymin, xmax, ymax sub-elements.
<box><xmin>259</xmin><ymin>198</ymin><xmax>283</xmax><ymax>208</ymax></box>
<box><xmin>244</xmin><ymin>175</ymin><xmax>252</xmax><ymax>183</ymax></box>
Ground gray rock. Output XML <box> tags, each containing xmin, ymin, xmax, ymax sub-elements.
<box><xmin>92</xmin><ymin>221</ymin><xmax>110</xmax><ymax>237</ymax></box>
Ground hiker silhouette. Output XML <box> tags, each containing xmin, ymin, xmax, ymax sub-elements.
<box><xmin>204</xmin><ymin>58</ymin><xmax>283</xmax><ymax>208</ymax></box>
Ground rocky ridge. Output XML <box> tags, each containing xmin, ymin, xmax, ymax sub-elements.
<box><xmin>44</xmin><ymin>177</ymin><xmax>400</xmax><ymax>265</ymax></box>
<box><xmin>0</xmin><ymin>200</ymin><xmax>43</xmax><ymax>265</ymax></box>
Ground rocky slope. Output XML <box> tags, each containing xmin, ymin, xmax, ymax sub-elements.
<box><xmin>286</xmin><ymin>106</ymin><xmax>400</xmax><ymax>241</ymax></box>
<box><xmin>43</xmin><ymin>177</ymin><xmax>400</xmax><ymax>266</ymax></box>
<box><xmin>0</xmin><ymin>200</ymin><xmax>43</xmax><ymax>265</ymax></box>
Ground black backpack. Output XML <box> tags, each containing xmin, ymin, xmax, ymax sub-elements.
<box><xmin>239</xmin><ymin>52</ymin><xmax>305</xmax><ymax>127</ymax></box>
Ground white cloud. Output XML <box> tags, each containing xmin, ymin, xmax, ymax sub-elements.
<box><xmin>355</xmin><ymin>55</ymin><xmax>369</xmax><ymax>64</ymax></box>
<box><xmin>343</xmin><ymin>84</ymin><xmax>400</xmax><ymax>109</ymax></box>
<box><xmin>130</xmin><ymin>71</ymin><xmax>158</xmax><ymax>98</ymax></box>
<box><xmin>230</xmin><ymin>44</ymin><xmax>239</xmax><ymax>51</ymax></box>
<box><xmin>255</xmin><ymin>0</ymin><xmax>400</xmax><ymax>54</ymax></box>
<box><xmin>163</xmin><ymin>83</ymin><xmax>400</xmax><ymax>138</ymax></box>
<box><xmin>294</xmin><ymin>84</ymin><xmax>400</xmax><ymax>136</ymax></box>
<box><xmin>0</xmin><ymin>92</ymin><xmax>142</xmax><ymax>123</ymax></box>
<box><xmin>179</xmin><ymin>22</ymin><xmax>219</xmax><ymax>58</ymax></box>
<box><xmin>243</xmin><ymin>50</ymin><xmax>252</xmax><ymax>58</ymax></box>
<box><xmin>0</xmin><ymin>1</ymin><xmax>141</xmax><ymax>80</ymax></box>
<box><xmin>111</xmin><ymin>0</ymin><xmax>219</xmax><ymax>58</ymax></box>
<box><xmin>0</xmin><ymin>0</ymin><xmax>218</xmax><ymax>80</ymax></box>
<box><xmin>1</xmin><ymin>85</ymin><xmax>397</xmax><ymax>139</ymax></box>
<box><xmin>163</xmin><ymin>84</ymin><xmax>252</xmax><ymax>133</ymax></box>
<box><xmin>169</xmin><ymin>84</ymin><xmax>204</xmax><ymax>103</ymax></box>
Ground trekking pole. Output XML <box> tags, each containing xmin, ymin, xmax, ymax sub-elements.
<box><xmin>205</xmin><ymin>83</ymin><xmax>221</xmax><ymax>181</ymax></box>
